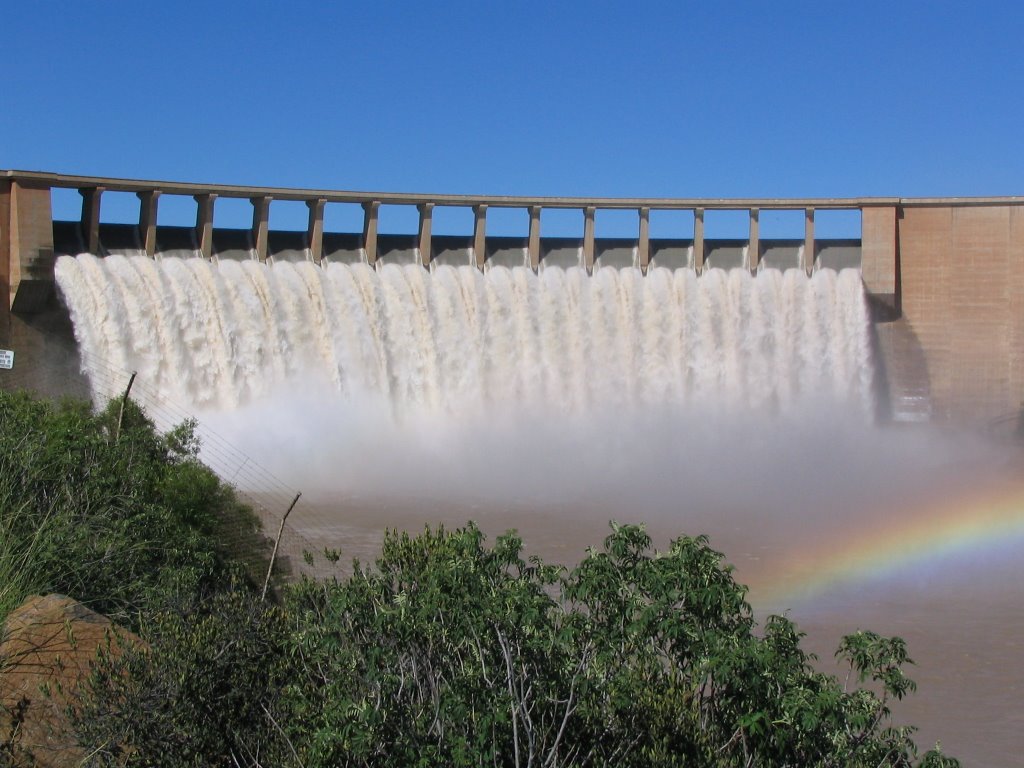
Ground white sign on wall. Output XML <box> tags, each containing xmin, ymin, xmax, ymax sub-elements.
<box><xmin>0</xmin><ymin>350</ymin><xmax>13</xmax><ymax>370</ymax></box>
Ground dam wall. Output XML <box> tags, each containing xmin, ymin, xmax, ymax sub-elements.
<box><xmin>2</xmin><ymin>170</ymin><xmax>1023</xmax><ymax>426</ymax></box>
<box><xmin>895</xmin><ymin>204</ymin><xmax>1024</xmax><ymax>424</ymax></box>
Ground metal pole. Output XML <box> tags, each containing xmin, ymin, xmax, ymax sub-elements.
<box><xmin>114</xmin><ymin>371</ymin><xmax>137</xmax><ymax>443</ymax></box>
<box><xmin>262</xmin><ymin>491</ymin><xmax>302</xmax><ymax>600</ymax></box>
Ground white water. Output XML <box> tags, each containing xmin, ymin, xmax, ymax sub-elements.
<box><xmin>54</xmin><ymin>254</ymin><xmax>873</xmax><ymax>418</ymax></box>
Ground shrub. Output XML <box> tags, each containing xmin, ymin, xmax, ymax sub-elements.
<box><xmin>0</xmin><ymin>390</ymin><xmax>266</xmax><ymax>629</ymax></box>
<box><xmin>281</xmin><ymin>523</ymin><xmax>959</xmax><ymax>768</ymax></box>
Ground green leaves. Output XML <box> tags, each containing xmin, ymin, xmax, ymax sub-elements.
<box><xmin>279</xmin><ymin>523</ymin><xmax>952</xmax><ymax>767</ymax></box>
<box><xmin>837</xmin><ymin>630</ymin><xmax>917</xmax><ymax>700</ymax></box>
<box><xmin>0</xmin><ymin>391</ymin><xmax>267</xmax><ymax>630</ymax></box>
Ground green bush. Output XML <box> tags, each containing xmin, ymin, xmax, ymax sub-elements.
<box><xmin>73</xmin><ymin>588</ymin><xmax>297</xmax><ymax>768</ymax></box>
<box><xmin>279</xmin><ymin>523</ymin><xmax>958</xmax><ymax>768</ymax></box>
<box><xmin>0</xmin><ymin>390</ymin><xmax>265</xmax><ymax>629</ymax></box>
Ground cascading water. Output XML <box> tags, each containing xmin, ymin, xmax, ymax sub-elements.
<box><xmin>54</xmin><ymin>254</ymin><xmax>874</xmax><ymax>418</ymax></box>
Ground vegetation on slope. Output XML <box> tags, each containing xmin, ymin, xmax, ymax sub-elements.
<box><xmin>0</xmin><ymin>391</ymin><xmax>263</xmax><ymax>630</ymax></box>
<box><xmin>0</xmin><ymin>390</ymin><xmax>959</xmax><ymax>767</ymax></box>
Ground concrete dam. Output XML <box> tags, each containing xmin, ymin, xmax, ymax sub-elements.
<box><xmin>3</xmin><ymin>170</ymin><xmax>1024</xmax><ymax>426</ymax></box>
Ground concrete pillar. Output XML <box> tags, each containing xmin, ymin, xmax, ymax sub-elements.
<box><xmin>362</xmin><ymin>201</ymin><xmax>380</xmax><ymax>266</ymax></box>
<box><xmin>137</xmin><ymin>190</ymin><xmax>161</xmax><ymax>257</ymax></box>
<box><xmin>693</xmin><ymin>207</ymin><xmax>705</xmax><ymax>273</ymax></box>
<box><xmin>804</xmin><ymin>207</ymin><xmax>815</xmax><ymax>275</ymax></box>
<box><xmin>638</xmin><ymin>207</ymin><xmax>650</xmax><ymax>273</ymax></box>
<box><xmin>0</xmin><ymin>181</ymin><xmax>10</xmax><ymax>313</ymax></box>
<box><xmin>473</xmin><ymin>204</ymin><xmax>487</xmax><ymax>269</ymax></box>
<box><xmin>251</xmin><ymin>196</ymin><xmax>272</xmax><ymax>262</ymax></box>
<box><xmin>861</xmin><ymin>205</ymin><xmax>899</xmax><ymax>315</ymax></box>
<box><xmin>194</xmin><ymin>193</ymin><xmax>217</xmax><ymax>259</ymax></box>
<box><xmin>583</xmin><ymin>206</ymin><xmax>596</xmax><ymax>273</ymax></box>
<box><xmin>748</xmin><ymin>208</ymin><xmax>760</xmax><ymax>273</ymax></box>
<box><xmin>80</xmin><ymin>187</ymin><xmax>104</xmax><ymax>255</ymax></box>
<box><xmin>528</xmin><ymin>206</ymin><xmax>541</xmax><ymax>270</ymax></box>
<box><xmin>418</xmin><ymin>203</ymin><xmax>434</xmax><ymax>269</ymax></box>
<box><xmin>306</xmin><ymin>198</ymin><xmax>325</xmax><ymax>264</ymax></box>
<box><xmin>4</xmin><ymin>181</ymin><xmax>55</xmax><ymax>312</ymax></box>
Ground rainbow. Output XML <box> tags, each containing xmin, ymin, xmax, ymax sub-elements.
<box><xmin>756</xmin><ymin>471</ymin><xmax>1024</xmax><ymax>607</ymax></box>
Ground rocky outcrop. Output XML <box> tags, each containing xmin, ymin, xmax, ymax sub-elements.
<box><xmin>0</xmin><ymin>594</ymin><xmax>137</xmax><ymax>767</ymax></box>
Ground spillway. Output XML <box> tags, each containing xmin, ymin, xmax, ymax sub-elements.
<box><xmin>54</xmin><ymin>254</ymin><xmax>873</xmax><ymax>418</ymax></box>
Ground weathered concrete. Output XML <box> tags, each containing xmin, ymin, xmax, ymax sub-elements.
<box><xmin>638</xmin><ymin>207</ymin><xmax>650</xmax><ymax>272</ymax></box>
<box><xmin>361</xmin><ymin>201</ymin><xmax>379</xmax><ymax>265</ymax></box>
<box><xmin>79</xmin><ymin>187</ymin><xmax>102</xmax><ymax>255</ymax></box>
<box><xmin>138</xmin><ymin>189</ymin><xmax>160</xmax><ymax>257</ymax></box>
<box><xmin>892</xmin><ymin>204</ymin><xmax>1024</xmax><ymax>424</ymax></box>
<box><xmin>195</xmin><ymin>193</ymin><xmax>216</xmax><ymax>259</ymax></box>
<box><xmin>528</xmin><ymin>206</ymin><xmax>541</xmax><ymax>270</ymax></box>
<box><xmin>861</xmin><ymin>205</ymin><xmax>899</xmax><ymax>317</ymax></box>
<box><xmin>0</xmin><ymin>181</ymin><xmax>10</xmax><ymax>312</ymax></box>
<box><xmin>694</xmin><ymin>208</ymin><xmax>705</xmax><ymax>272</ymax></box>
<box><xmin>583</xmin><ymin>206</ymin><xmax>596</xmax><ymax>272</ymax></box>
<box><xmin>251</xmin><ymin>196</ymin><xmax>271</xmax><ymax>262</ymax></box>
<box><xmin>306</xmin><ymin>198</ymin><xmax>325</xmax><ymax>264</ymax></box>
<box><xmin>418</xmin><ymin>203</ymin><xmax>434</xmax><ymax>268</ymax></box>
<box><xmin>748</xmin><ymin>208</ymin><xmax>760</xmax><ymax>272</ymax></box>
<box><xmin>1</xmin><ymin>180</ymin><xmax>56</xmax><ymax>313</ymax></box>
<box><xmin>473</xmin><ymin>204</ymin><xmax>487</xmax><ymax>269</ymax></box>
<box><xmin>803</xmin><ymin>208</ymin><xmax>815</xmax><ymax>275</ymax></box>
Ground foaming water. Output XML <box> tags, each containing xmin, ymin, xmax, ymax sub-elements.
<box><xmin>55</xmin><ymin>254</ymin><xmax>873</xmax><ymax>416</ymax></box>
<box><xmin>55</xmin><ymin>253</ymin><xmax>1023</xmax><ymax>766</ymax></box>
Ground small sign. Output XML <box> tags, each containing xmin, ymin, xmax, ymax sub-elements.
<box><xmin>0</xmin><ymin>350</ymin><xmax>13</xmax><ymax>370</ymax></box>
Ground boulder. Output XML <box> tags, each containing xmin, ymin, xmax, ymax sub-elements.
<box><xmin>0</xmin><ymin>594</ymin><xmax>137</xmax><ymax>767</ymax></box>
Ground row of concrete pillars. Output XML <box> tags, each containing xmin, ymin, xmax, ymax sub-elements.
<box><xmin>76</xmin><ymin>187</ymin><xmax>823</xmax><ymax>274</ymax></box>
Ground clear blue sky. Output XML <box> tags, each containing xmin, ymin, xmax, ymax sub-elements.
<box><xmin>4</xmin><ymin>1</ymin><xmax>1023</xmax><ymax>235</ymax></box>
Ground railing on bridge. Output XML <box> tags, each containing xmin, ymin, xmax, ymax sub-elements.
<box><xmin>3</xmin><ymin>170</ymin><xmax>903</xmax><ymax>276</ymax></box>
<box><xmin>29</xmin><ymin>170</ymin><xmax>1023</xmax><ymax>318</ymax></box>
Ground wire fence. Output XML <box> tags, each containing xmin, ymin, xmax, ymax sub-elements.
<box><xmin>0</xmin><ymin>321</ymin><xmax>337</xmax><ymax>587</ymax></box>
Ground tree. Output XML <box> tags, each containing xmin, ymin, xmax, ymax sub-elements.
<box><xmin>279</xmin><ymin>523</ymin><xmax>959</xmax><ymax>767</ymax></box>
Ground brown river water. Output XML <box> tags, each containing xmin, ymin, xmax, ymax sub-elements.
<box><xmin>275</xmin><ymin>447</ymin><xmax>1024</xmax><ymax>768</ymax></box>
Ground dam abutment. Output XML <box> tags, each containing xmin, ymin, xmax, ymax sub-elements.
<box><xmin>3</xmin><ymin>170</ymin><xmax>1023</xmax><ymax>426</ymax></box>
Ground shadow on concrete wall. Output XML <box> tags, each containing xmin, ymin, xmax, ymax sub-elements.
<box><xmin>0</xmin><ymin>291</ymin><xmax>89</xmax><ymax>402</ymax></box>
<box><xmin>866</xmin><ymin>295</ymin><xmax>933</xmax><ymax>425</ymax></box>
